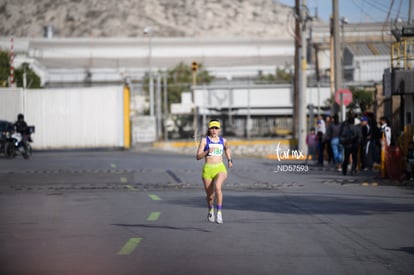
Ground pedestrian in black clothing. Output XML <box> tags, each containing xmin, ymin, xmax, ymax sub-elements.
<box><xmin>340</xmin><ymin>116</ymin><xmax>361</xmax><ymax>176</ymax></box>
<box><xmin>325</xmin><ymin>115</ymin><xmax>334</xmax><ymax>164</ymax></box>
<box><xmin>13</xmin><ymin>113</ymin><xmax>34</xmax><ymax>143</ymax></box>
<box><xmin>360</xmin><ymin>116</ymin><xmax>372</xmax><ymax>171</ymax></box>
<box><xmin>316</xmin><ymin>117</ymin><xmax>325</xmax><ymax>166</ymax></box>
<box><xmin>365</xmin><ymin>112</ymin><xmax>381</xmax><ymax>165</ymax></box>
<box><xmin>14</xmin><ymin>113</ymin><xmax>28</xmax><ymax>134</ymax></box>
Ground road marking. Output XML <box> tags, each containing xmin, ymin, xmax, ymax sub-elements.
<box><xmin>361</xmin><ymin>182</ymin><xmax>379</xmax><ymax>187</ymax></box>
<box><xmin>120</xmin><ymin>177</ymin><xmax>128</xmax><ymax>183</ymax></box>
<box><xmin>149</xmin><ymin>194</ymin><xmax>161</xmax><ymax>201</ymax></box>
<box><xmin>166</xmin><ymin>169</ymin><xmax>182</xmax><ymax>183</ymax></box>
<box><xmin>126</xmin><ymin>185</ymin><xmax>138</xmax><ymax>192</ymax></box>
<box><xmin>147</xmin><ymin>211</ymin><xmax>161</xmax><ymax>221</ymax></box>
<box><xmin>117</xmin><ymin>237</ymin><xmax>142</xmax><ymax>255</ymax></box>
<box><xmin>111</xmin><ymin>164</ymin><xmax>117</xmax><ymax>169</ymax></box>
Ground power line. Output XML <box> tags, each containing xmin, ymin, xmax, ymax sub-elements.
<box><xmin>395</xmin><ymin>0</ymin><xmax>404</xmax><ymax>20</ymax></box>
<box><xmin>364</xmin><ymin>0</ymin><xmax>395</xmax><ymax>14</ymax></box>
<box><xmin>350</xmin><ymin>0</ymin><xmax>380</xmax><ymax>22</ymax></box>
<box><xmin>385</xmin><ymin>0</ymin><xmax>396</xmax><ymax>23</ymax></box>
<box><xmin>380</xmin><ymin>0</ymin><xmax>396</xmax><ymax>43</ymax></box>
<box><xmin>348</xmin><ymin>0</ymin><xmax>407</xmax><ymax>23</ymax></box>
<box><xmin>367</xmin><ymin>0</ymin><xmax>407</xmax><ymax>20</ymax></box>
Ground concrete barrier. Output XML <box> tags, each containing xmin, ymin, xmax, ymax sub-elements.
<box><xmin>152</xmin><ymin>138</ymin><xmax>299</xmax><ymax>159</ymax></box>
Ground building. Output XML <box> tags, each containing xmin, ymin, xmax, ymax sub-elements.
<box><xmin>385</xmin><ymin>30</ymin><xmax>414</xmax><ymax>131</ymax></box>
<box><xmin>7</xmin><ymin>37</ymin><xmax>294</xmax><ymax>87</ymax></box>
<box><xmin>1</xmin><ymin>21</ymin><xmax>404</xmax><ymax>139</ymax></box>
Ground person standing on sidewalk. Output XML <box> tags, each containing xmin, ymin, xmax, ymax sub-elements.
<box><xmin>360</xmin><ymin>116</ymin><xmax>372</xmax><ymax>171</ymax></box>
<box><xmin>380</xmin><ymin>116</ymin><xmax>392</xmax><ymax>146</ymax></box>
<box><xmin>366</xmin><ymin>112</ymin><xmax>381</xmax><ymax>166</ymax></box>
<box><xmin>326</xmin><ymin>114</ymin><xmax>342</xmax><ymax>171</ymax></box>
<box><xmin>325</xmin><ymin>115</ymin><xmax>334</xmax><ymax>164</ymax></box>
<box><xmin>340</xmin><ymin>115</ymin><xmax>361</xmax><ymax>176</ymax></box>
<box><xmin>306</xmin><ymin>127</ymin><xmax>318</xmax><ymax>165</ymax></box>
<box><xmin>316</xmin><ymin>116</ymin><xmax>326</xmax><ymax>166</ymax></box>
<box><xmin>196</xmin><ymin>119</ymin><xmax>232</xmax><ymax>224</ymax></box>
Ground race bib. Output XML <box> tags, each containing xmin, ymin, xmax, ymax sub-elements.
<box><xmin>208</xmin><ymin>143</ymin><xmax>224</xmax><ymax>156</ymax></box>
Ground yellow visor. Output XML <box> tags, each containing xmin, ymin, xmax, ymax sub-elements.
<box><xmin>208</xmin><ymin>121</ymin><xmax>221</xmax><ymax>128</ymax></box>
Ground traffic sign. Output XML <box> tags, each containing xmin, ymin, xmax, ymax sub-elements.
<box><xmin>335</xmin><ymin>89</ymin><xmax>353</xmax><ymax>106</ymax></box>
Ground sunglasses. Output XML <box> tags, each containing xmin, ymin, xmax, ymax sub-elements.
<box><xmin>209</xmin><ymin>127</ymin><xmax>220</xmax><ymax>130</ymax></box>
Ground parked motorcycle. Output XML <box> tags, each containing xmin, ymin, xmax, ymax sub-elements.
<box><xmin>4</xmin><ymin>126</ymin><xmax>35</xmax><ymax>159</ymax></box>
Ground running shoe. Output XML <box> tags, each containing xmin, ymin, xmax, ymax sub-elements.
<box><xmin>216</xmin><ymin>211</ymin><xmax>223</xmax><ymax>224</ymax></box>
<box><xmin>207</xmin><ymin>209</ymin><xmax>215</xmax><ymax>223</ymax></box>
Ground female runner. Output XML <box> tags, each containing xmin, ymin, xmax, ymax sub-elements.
<box><xmin>196</xmin><ymin>119</ymin><xmax>232</xmax><ymax>224</ymax></box>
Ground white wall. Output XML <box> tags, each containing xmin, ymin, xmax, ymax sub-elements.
<box><xmin>0</xmin><ymin>86</ymin><xmax>124</xmax><ymax>149</ymax></box>
<box><xmin>25</xmin><ymin>38</ymin><xmax>294</xmax><ymax>84</ymax></box>
<box><xmin>354</xmin><ymin>57</ymin><xmax>390</xmax><ymax>82</ymax></box>
<box><xmin>193</xmin><ymin>86</ymin><xmax>332</xmax><ymax>115</ymax></box>
<box><xmin>0</xmin><ymin>88</ymin><xmax>23</xmax><ymax>121</ymax></box>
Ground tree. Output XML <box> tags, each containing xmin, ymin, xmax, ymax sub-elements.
<box><xmin>0</xmin><ymin>50</ymin><xmax>10</xmax><ymax>87</ymax></box>
<box><xmin>0</xmin><ymin>51</ymin><xmax>42</xmax><ymax>88</ymax></box>
<box><xmin>14</xmin><ymin>63</ymin><xmax>42</xmax><ymax>88</ymax></box>
<box><xmin>142</xmin><ymin>62</ymin><xmax>214</xmax><ymax>138</ymax></box>
<box><xmin>257</xmin><ymin>67</ymin><xmax>292</xmax><ymax>84</ymax></box>
<box><xmin>167</xmin><ymin>62</ymin><xmax>213</xmax><ymax>104</ymax></box>
<box><xmin>347</xmin><ymin>87</ymin><xmax>374</xmax><ymax>113</ymax></box>
<box><xmin>323</xmin><ymin>86</ymin><xmax>375</xmax><ymax>114</ymax></box>
<box><xmin>143</xmin><ymin>61</ymin><xmax>214</xmax><ymax>105</ymax></box>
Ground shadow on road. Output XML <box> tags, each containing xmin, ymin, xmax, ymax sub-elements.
<box><xmin>167</xmin><ymin>193</ymin><xmax>414</xmax><ymax>216</ymax></box>
<box><xmin>111</xmin><ymin>223</ymin><xmax>212</xmax><ymax>233</ymax></box>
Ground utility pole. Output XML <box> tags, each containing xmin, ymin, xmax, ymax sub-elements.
<box><xmin>294</xmin><ymin>0</ymin><xmax>300</xmax><ymax>145</ymax></box>
<box><xmin>298</xmin><ymin>0</ymin><xmax>308</xmax><ymax>153</ymax></box>
<box><xmin>163</xmin><ymin>73</ymin><xmax>168</xmax><ymax>142</ymax></box>
<box><xmin>332</xmin><ymin>0</ymin><xmax>344</xmax><ymax>120</ymax></box>
<box><xmin>314</xmin><ymin>43</ymin><xmax>321</xmax><ymax>116</ymax></box>
<box><xmin>156</xmin><ymin>73</ymin><xmax>162</xmax><ymax>139</ymax></box>
<box><xmin>144</xmin><ymin>27</ymin><xmax>154</xmax><ymax>117</ymax></box>
<box><xmin>191</xmin><ymin>61</ymin><xmax>198</xmax><ymax>137</ymax></box>
<box><xmin>329</xmin><ymin>16</ymin><xmax>335</xmax><ymax>115</ymax></box>
<box><xmin>9</xmin><ymin>37</ymin><xmax>15</xmax><ymax>87</ymax></box>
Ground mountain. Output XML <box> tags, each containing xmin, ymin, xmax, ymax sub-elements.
<box><xmin>0</xmin><ymin>0</ymin><xmax>294</xmax><ymax>38</ymax></box>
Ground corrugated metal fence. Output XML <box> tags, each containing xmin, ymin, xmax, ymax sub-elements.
<box><xmin>0</xmin><ymin>86</ymin><xmax>125</xmax><ymax>149</ymax></box>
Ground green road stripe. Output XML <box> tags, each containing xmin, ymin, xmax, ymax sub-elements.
<box><xmin>120</xmin><ymin>177</ymin><xmax>128</xmax><ymax>183</ymax></box>
<box><xmin>117</xmin><ymin>237</ymin><xmax>142</xmax><ymax>255</ymax></box>
<box><xmin>147</xmin><ymin>211</ymin><xmax>161</xmax><ymax>221</ymax></box>
<box><xmin>111</xmin><ymin>164</ymin><xmax>117</xmax><ymax>168</ymax></box>
<box><xmin>149</xmin><ymin>194</ymin><xmax>161</xmax><ymax>201</ymax></box>
<box><xmin>126</xmin><ymin>185</ymin><xmax>138</xmax><ymax>192</ymax></box>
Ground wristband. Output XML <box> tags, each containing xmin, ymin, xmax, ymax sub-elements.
<box><xmin>228</xmin><ymin>159</ymin><xmax>232</xmax><ymax>163</ymax></box>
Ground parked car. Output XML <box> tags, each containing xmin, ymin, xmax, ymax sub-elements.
<box><xmin>0</xmin><ymin>120</ymin><xmax>15</xmax><ymax>155</ymax></box>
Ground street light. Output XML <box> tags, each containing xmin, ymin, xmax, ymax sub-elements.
<box><xmin>144</xmin><ymin>26</ymin><xmax>154</xmax><ymax>117</ymax></box>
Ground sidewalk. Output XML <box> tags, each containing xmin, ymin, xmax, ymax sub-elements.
<box><xmin>307</xmin><ymin>162</ymin><xmax>414</xmax><ymax>187</ymax></box>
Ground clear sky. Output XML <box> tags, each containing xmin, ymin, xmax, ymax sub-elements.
<box><xmin>276</xmin><ymin>0</ymin><xmax>410</xmax><ymax>23</ymax></box>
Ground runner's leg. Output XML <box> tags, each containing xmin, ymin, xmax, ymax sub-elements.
<box><xmin>214</xmin><ymin>172</ymin><xmax>227</xmax><ymax>207</ymax></box>
<box><xmin>203</xmin><ymin>178</ymin><xmax>215</xmax><ymax>207</ymax></box>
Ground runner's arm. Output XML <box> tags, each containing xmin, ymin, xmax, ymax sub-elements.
<box><xmin>196</xmin><ymin>138</ymin><xmax>209</xmax><ymax>160</ymax></box>
<box><xmin>224</xmin><ymin>139</ymin><xmax>233</xmax><ymax>168</ymax></box>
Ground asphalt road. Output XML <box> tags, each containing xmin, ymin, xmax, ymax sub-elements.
<box><xmin>0</xmin><ymin>150</ymin><xmax>413</xmax><ymax>275</ymax></box>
